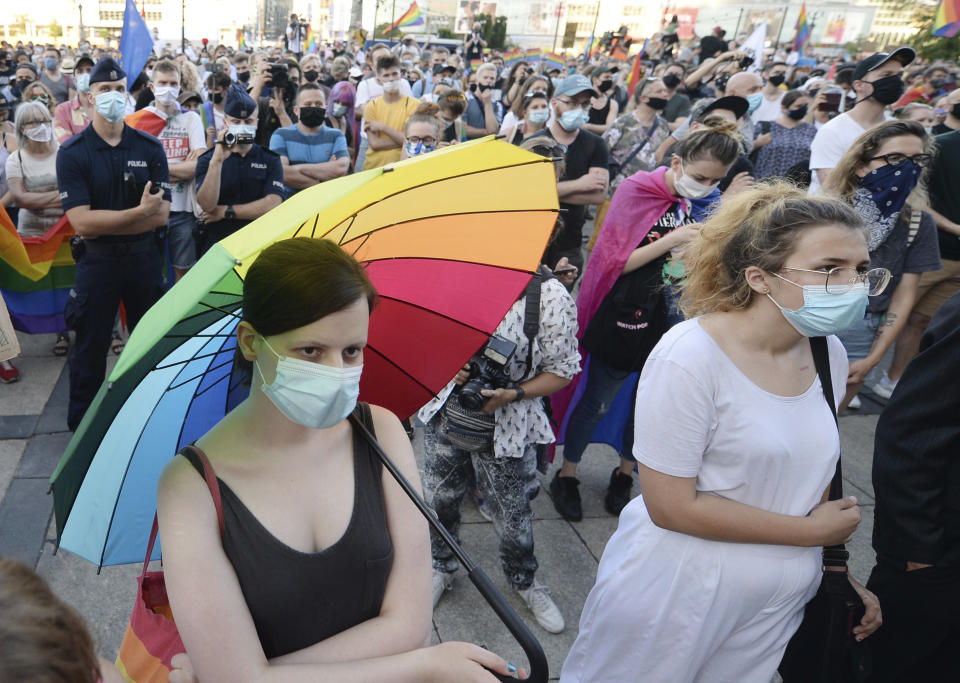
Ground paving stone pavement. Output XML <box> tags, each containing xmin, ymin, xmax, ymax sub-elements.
<box><xmin>0</xmin><ymin>329</ymin><xmax>884</xmax><ymax>681</ymax></box>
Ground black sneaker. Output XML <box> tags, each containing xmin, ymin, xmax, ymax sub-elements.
<box><xmin>550</xmin><ymin>472</ymin><xmax>582</xmax><ymax>521</ymax></box>
<box><xmin>604</xmin><ymin>468</ymin><xmax>633</xmax><ymax>516</ymax></box>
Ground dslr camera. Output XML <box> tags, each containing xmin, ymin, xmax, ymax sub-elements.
<box><xmin>457</xmin><ymin>335</ymin><xmax>517</xmax><ymax>410</ymax></box>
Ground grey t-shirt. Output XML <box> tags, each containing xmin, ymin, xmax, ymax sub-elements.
<box><xmin>40</xmin><ymin>71</ymin><xmax>71</xmax><ymax>104</ymax></box>
<box><xmin>867</xmin><ymin>209</ymin><xmax>942</xmax><ymax>313</ymax></box>
<box><xmin>662</xmin><ymin>92</ymin><xmax>691</xmax><ymax>123</ymax></box>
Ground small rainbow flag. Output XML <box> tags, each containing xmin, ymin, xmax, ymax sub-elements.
<box><xmin>544</xmin><ymin>52</ymin><xmax>565</xmax><ymax>71</ymax></box>
<box><xmin>237</xmin><ymin>28</ymin><xmax>245</xmax><ymax>50</ymax></box>
<box><xmin>794</xmin><ymin>3</ymin><xmax>811</xmax><ymax>51</ymax></box>
<box><xmin>525</xmin><ymin>47</ymin><xmax>542</xmax><ymax>64</ymax></box>
<box><xmin>0</xmin><ymin>209</ymin><xmax>76</xmax><ymax>334</ymax></box>
<box><xmin>625</xmin><ymin>42</ymin><xmax>647</xmax><ymax>97</ymax></box>
<box><xmin>934</xmin><ymin>0</ymin><xmax>960</xmax><ymax>37</ymax></box>
<box><xmin>307</xmin><ymin>30</ymin><xmax>319</xmax><ymax>54</ymax></box>
<box><xmin>503</xmin><ymin>48</ymin><xmax>524</xmax><ymax>68</ymax></box>
<box><xmin>387</xmin><ymin>1</ymin><xmax>425</xmax><ymax>33</ymax></box>
<box><xmin>468</xmin><ymin>58</ymin><xmax>484</xmax><ymax>74</ymax></box>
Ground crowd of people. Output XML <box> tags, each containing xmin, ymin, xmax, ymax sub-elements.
<box><xmin>1</xmin><ymin>17</ymin><xmax>959</xmax><ymax>683</ymax></box>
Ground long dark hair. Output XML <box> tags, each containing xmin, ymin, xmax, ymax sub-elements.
<box><xmin>236</xmin><ymin>238</ymin><xmax>377</xmax><ymax>379</ymax></box>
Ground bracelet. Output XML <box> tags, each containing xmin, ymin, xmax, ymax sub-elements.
<box><xmin>512</xmin><ymin>386</ymin><xmax>526</xmax><ymax>403</ymax></box>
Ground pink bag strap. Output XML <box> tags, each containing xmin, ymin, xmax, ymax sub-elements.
<box><xmin>142</xmin><ymin>446</ymin><xmax>225</xmax><ymax>575</ymax></box>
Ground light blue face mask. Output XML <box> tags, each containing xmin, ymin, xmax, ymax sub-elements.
<box><xmin>746</xmin><ymin>91</ymin><xmax>763</xmax><ymax>114</ymax></box>
<box><xmin>76</xmin><ymin>73</ymin><xmax>91</xmax><ymax>92</ymax></box>
<box><xmin>767</xmin><ymin>275</ymin><xmax>868</xmax><ymax>337</ymax></box>
<box><xmin>558</xmin><ymin>107</ymin><xmax>587</xmax><ymax>131</ymax></box>
<box><xmin>95</xmin><ymin>90</ymin><xmax>126</xmax><ymax>122</ymax></box>
<box><xmin>256</xmin><ymin>336</ymin><xmax>363</xmax><ymax>429</ymax></box>
<box><xmin>527</xmin><ymin>109</ymin><xmax>550</xmax><ymax>125</ymax></box>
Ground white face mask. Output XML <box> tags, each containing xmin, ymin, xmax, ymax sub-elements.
<box><xmin>24</xmin><ymin>123</ymin><xmax>52</xmax><ymax>142</ymax></box>
<box><xmin>332</xmin><ymin>102</ymin><xmax>348</xmax><ymax>117</ymax></box>
<box><xmin>153</xmin><ymin>84</ymin><xmax>180</xmax><ymax>106</ymax></box>
<box><xmin>382</xmin><ymin>79</ymin><xmax>400</xmax><ymax>94</ymax></box>
<box><xmin>256</xmin><ymin>336</ymin><xmax>363</xmax><ymax>429</ymax></box>
<box><xmin>674</xmin><ymin>160</ymin><xmax>719</xmax><ymax>199</ymax></box>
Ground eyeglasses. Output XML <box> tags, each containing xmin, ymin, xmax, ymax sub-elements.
<box><xmin>866</xmin><ymin>152</ymin><xmax>933</xmax><ymax>169</ymax></box>
<box><xmin>556</xmin><ymin>97</ymin><xmax>590</xmax><ymax>110</ymax></box>
<box><xmin>407</xmin><ymin>136</ymin><xmax>436</xmax><ymax>145</ymax></box>
<box><xmin>779</xmin><ymin>267</ymin><xmax>892</xmax><ymax>296</ymax></box>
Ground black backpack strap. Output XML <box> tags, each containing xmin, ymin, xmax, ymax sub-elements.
<box><xmin>521</xmin><ymin>269</ymin><xmax>547</xmax><ymax>380</ymax></box>
<box><xmin>810</xmin><ymin>336</ymin><xmax>850</xmax><ymax>566</ymax></box>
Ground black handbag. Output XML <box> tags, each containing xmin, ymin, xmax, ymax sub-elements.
<box><xmin>778</xmin><ymin>336</ymin><xmax>872</xmax><ymax>682</ymax></box>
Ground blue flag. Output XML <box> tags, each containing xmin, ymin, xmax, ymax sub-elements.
<box><xmin>118</xmin><ymin>0</ymin><xmax>153</xmax><ymax>89</ymax></box>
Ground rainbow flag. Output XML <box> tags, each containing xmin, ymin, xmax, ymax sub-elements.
<box><xmin>503</xmin><ymin>48</ymin><xmax>524</xmax><ymax>68</ymax></box>
<box><xmin>525</xmin><ymin>47</ymin><xmax>542</xmax><ymax>64</ymax></box>
<box><xmin>387</xmin><ymin>1</ymin><xmax>425</xmax><ymax>33</ymax></box>
<box><xmin>126</xmin><ymin>107</ymin><xmax>166</xmax><ymax>138</ymax></box>
<box><xmin>625</xmin><ymin>43</ymin><xmax>646</xmax><ymax>97</ymax></box>
<box><xmin>934</xmin><ymin>0</ymin><xmax>960</xmax><ymax>36</ymax></box>
<box><xmin>544</xmin><ymin>52</ymin><xmax>565</xmax><ymax>71</ymax></box>
<box><xmin>468</xmin><ymin>58</ymin><xmax>484</xmax><ymax>74</ymax></box>
<box><xmin>794</xmin><ymin>3</ymin><xmax>811</xmax><ymax>51</ymax></box>
<box><xmin>0</xmin><ymin>209</ymin><xmax>76</xmax><ymax>334</ymax></box>
<box><xmin>237</xmin><ymin>28</ymin><xmax>245</xmax><ymax>50</ymax></box>
<box><xmin>307</xmin><ymin>30</ymin><xmax>319</xmax><ymax>54</ymax></box>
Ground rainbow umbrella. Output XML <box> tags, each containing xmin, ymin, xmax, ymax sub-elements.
<box><xmin>50</xmin><ymin>137</ymin><xmax>559</xmax><ymax>567</ymax></box>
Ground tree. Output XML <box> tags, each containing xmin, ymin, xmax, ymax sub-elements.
<box><xmin>472</xmin><ymin>13</ymin><xmax>507</xmax><ymax>50</ymax></box>
<box><xmin>437</xmin><ymin>28</ymin><xmax>455</xmax><ymax>39</ymax></box>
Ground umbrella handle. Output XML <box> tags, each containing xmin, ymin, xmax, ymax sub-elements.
<box><xmin>349</xmin><ymin>414</ymin><xmax>549</xmax><ymax>683</ymax></box>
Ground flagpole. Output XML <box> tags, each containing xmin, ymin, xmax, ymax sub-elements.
<box><xmin>392</xmin><ymin>0</ymin><xmax>397</xmax><ymax>37</ymax></box>
<box><xmin>734</xmin><ymin>8</ymin><xmax>744</xmax><ymax>40</ymax></box>
<box><xmin>775</xmin><ymin>7</ymin><xmax>788</xmax><ymax>46</ymax></box>
<box><xmin>181</xmin><ymin>0</ymin><xmax>185</xmax><ymax>53</ymax></box>
<box><xmin>553</xmin><ymin>2</ymin><xmax>563</xmax><ymax>53</ymax></box>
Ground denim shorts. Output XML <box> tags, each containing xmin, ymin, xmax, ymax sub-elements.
<box><xmin>167</xmin><ymin>211</ymin><xmax>197</xmax><ymax>270</ymax></box>
<box><xmin>837</xmin><ymin>310</ymin><xmax>886</xmax><ymax>363</ymax></box>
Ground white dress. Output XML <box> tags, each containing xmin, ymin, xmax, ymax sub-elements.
<box><xmin>560</xmin><ymin>319</ymin><xmax>849</xmax><ymax>683</ymax></box>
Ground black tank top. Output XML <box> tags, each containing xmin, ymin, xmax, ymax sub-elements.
<box><xmin>180</xmin><ymin>403</ymin><xmax>393</xmax><ymax>658</ymax></box>
<box><xmin>589</xmin><ymin>97</ymin><xmax>610</xmax><ymax>125</ymax></box>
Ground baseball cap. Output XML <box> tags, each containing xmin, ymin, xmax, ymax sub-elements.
<box><xmin>555</xmin><ymin>74</ymin><xmax>598</xmax><ymax>98</ymax></box>
<box><xmin>75</xmin><ymin>54</ymin><xmax>95</xmax><ymax>70</ymax></box>
<box><xmin>348</xmin><ymin>65</ymin><xmax>363</xmax><ymax>79</ymax></box>
<box><xmin>177</xmin><ymin>90</ymin><xmax>202</xmax><ymax>106</ymax></box>
<box><xmin>694</xmin><ymin>95</ymin><xmax>749</xmax><ymax>122</ymax></box>
<box><xmin>852</xmin><ymin>47</ymin><xmax>916</xmax><ymax>82</ymax></box>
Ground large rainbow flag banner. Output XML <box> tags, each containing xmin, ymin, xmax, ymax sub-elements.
<box><xmin>503</xmin><ymin>48</ymin><xmax>524</xmax><ymax>68</ymax></box>
<box><xmin>525</xmin><ymin>47</ymin><xmax>542</xmax><ymax>64</ymax></box>
<box><xmin>794</xmin><ymin>3</ymin><xmax>811</xmax><ymax>51</ymax></box>
<box><xmin>934</xmin><ymin>0</ymin><xmax>960</xmax><ymax>37</ymax></box>
<box><xmin>387</xmin><ymin>1</ymin><xmax>425</xmax><ymax>33</ymax></box>
<box><xmin>544</xmin><ymin>52</ymin><xmax>566</xmax><ymax>71</ymax></box>
<box><xmin>0</xmin><ymin>209</ymin><xmax>76</xmax><ymax>334</ymax></box>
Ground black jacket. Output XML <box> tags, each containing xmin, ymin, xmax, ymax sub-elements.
<box><xmin>872</xmin><ymin>291</ymin><xmax>960</xmax><ymax>567</ymax></box>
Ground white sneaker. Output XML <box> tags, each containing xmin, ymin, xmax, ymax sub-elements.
<box><xmin>432</xmin><ymin>570</ymin><xmax>454</xmax><ymax>609</ymax></box>
<box><xmin>870</xmin><ymin>372</ymin><xmax>898</xmax><ymax>400</ymax></box>
<box><xmin>848</xmin><ymin>395</ymin><xmax>862</xmax><ymax>410</ymax></box>
<box><xmin>516</xmin><ymin>578</ymin><xmax>565</xmax><ymax>633</ymax></box>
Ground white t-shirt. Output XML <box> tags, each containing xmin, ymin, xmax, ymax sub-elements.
<box><xmin>633</xmin><ymin>319</ymin><xmax>848</xmax><ymax>515</ymax></box>
<box><xmin>751</xmin><ymin>91</ymin><xmax>784</xmax><ymax>124</ymax></box>
<box><xmin>151</xmin><ymin>107</ymin><xmax>207</xmax><ymax>212</ymax></box>
<box><xmin>807</xmin><ymin>112</ymin><xmax>866</xmax><ymax>195</ymax></box>
<box><xmin>5</xmin><ymin>144</ymin><xmax>63</xmax><ymax>238</ymax></box>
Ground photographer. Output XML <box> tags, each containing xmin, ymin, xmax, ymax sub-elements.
<box><xmin>194</xmin><ymin>85</ymin><xmax>283</xmax><ymax>254</ymax></box>
<box><xmin>285</xmin><ymin>13</ymin><xmax>307</xmax><ymax>59</ymax></box>
<box><xmin>465</xmin><ymin>23</ymin><xmax>486</xmax><ymax>63</ymax></box>
<box><xmin>421</xmin><ymin>242</ymin><xmax>581</xmax><ymax>635</ymax></box>
<box><xmin>251</xmin><ymin>60</ymin><xmax>299</xmax><ymax>147</ymax></box>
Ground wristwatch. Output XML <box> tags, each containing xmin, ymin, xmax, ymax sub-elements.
<box><xmin>512</xmin><ymin>385</ymin><xmax>526</xmax><ymax>403</ymax></box>
<box><xmin>224</xmin><ymin>205</ymin><xmax>236</xmax><ymax>220</ymax></box>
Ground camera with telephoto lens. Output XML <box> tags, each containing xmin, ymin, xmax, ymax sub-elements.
<box><xmin>268</xmin><ymin>62</ymin><xmax>298</xmax><ymax>102</ymax></box>
<box><xmin>457</xmin><ymin>335</ymin><xmax>517</xmax><ymax>411</ymax></box>
<box><xmin>223</xmin><ymin>129</ymin><xmax>254</xmax><ymax>146</ymax></box>
<box><xmin>738</xmin><ymin>54</ymin><xmax>755</xmax><ymax>70</ymax></box>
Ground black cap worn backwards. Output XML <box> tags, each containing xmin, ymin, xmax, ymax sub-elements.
<box><xmin>89</xmin><ymin>56</ymin><xmax>126</xmax><ymax>84</ymax></box>
<box><xmin>224</xmin><ymin>83</ymin><xmax>257</xmax><ymax>118</ymax></box>
<box><xmin>852</xmin><ymin>47</ymin><xmax>916</xmax><ymax>82</ymax></box>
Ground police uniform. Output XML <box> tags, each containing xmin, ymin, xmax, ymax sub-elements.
<box><xmin>57</xmin><ymin>57</ymin><xmax>171</xmax><ymax>430</ymax></box>
<box><xmin>194</xmin><ymin>84</ymin><xmax>283</xmax><ymax>254</ymax></box>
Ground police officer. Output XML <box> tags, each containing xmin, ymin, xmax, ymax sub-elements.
<box><xmin>57</xmin><ymin>57</ymin><xmax>171</xmax><ymax>431</ymax></box>
<box><xmin>195</xmin><ymin>84</ymin><xmax>283</xmax><ymax>254</ymax></box>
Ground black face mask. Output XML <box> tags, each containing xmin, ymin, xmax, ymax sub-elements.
<box><xmin>714</xmin><ymin>74</ymin><xmax>730</xmax><ymax>93</ymax></box>
<box><xmin>662</xmin><ymin>73</ymin><xmax>681</xmax><ymax>88</ymax></box>
<box><xmin>645</xmin><ymin>97</ymin><xmax>668</xmax><ymax>110</ymax></box>
<box><xmin>236</xmin><ymin>71</ymin><xmax>250</xmax><ymax>83</ymax></box>
<box><xmin>930</xmin><ymin>78</ymin><xmax>945</xmax><ymax>89</ymax></box>
<box><xmin>212</xmin><ymin>91</ymin><xmax>224</xmax><ymax>104</ymax></box>
<box><xmin>16</xmin><ymin>78</ymin><xmax>33</xmax><ymax>93</ymax></box>
<box><xmin>787</xmin><ymin>105</ymin><xmax>808</xmax><ymax>120</ymax></box>
<box><xmin>867</xmin><ymin>75</ymin><xmax>905</xmax><ymax>105</ymax></box>
<box><xmin>469</xmin><ymin>83</ymin><xmax>477</xmax><ymax>93</ymax></box>
<box><xmin>952</xmin><ymin>103</ymin><xmax>960</xmax><ymax>119</ymax></box>
<box><xmin>478</xmin><ymin>83</ymin><xmax>491</xmax><ymax>92</ymax></box>
<box><xmin>298</xmin><ymin>106</ymin><xmax>326</xmax><ymax>127</ymax></box>
<box><xmin>303</xmin><ymin>70</ymin><xmax>319</xmax><ymax>82</ymax></box>
<box><xmin>768</xmin><ymin>74</ymin><xmax>785</xmax><ymax>87</ymax></box>
<box><xmin>597</xmin><ymin>80</ymin><xmax>612</xmax><ymax>93</ymax></box>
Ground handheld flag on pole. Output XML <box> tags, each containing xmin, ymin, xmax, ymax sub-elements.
<box><xmin>625</xmin><ymin>43</ymin><xmax>646</xmax><ymax>97</ymax></box>
<box><xmin>794</xmin><ymin>3</ymin><xmax>811</xmax><ymax>51</ymax></box>
<box><xmin>387</xmin><ymin>1</ymin><xmax>425</xmax><ymax>33</ymax></box>
<box><xmin>934</xmin><ymin>0</ymin><xmax>960</xmax><ymax>37</ymax></box>
<box><xmin>119</xmin><ymin>0</ymin><xmax>153</xmax><ymax>86</ymax></box>
<box><xmin>525</xmin><ymin>48</ymin><xmax>542</xmax><ymax>65</ymax></box>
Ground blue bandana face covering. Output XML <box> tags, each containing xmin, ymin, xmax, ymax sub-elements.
<box><xmin>405</xmin><ymin>140</ymin><xmax>435</xmax><ymax>157</ymax></box>
<box><xmin>767</xmin><ymin>277</ymin><xmax>869</xmax><ymax>337</ymax></box>
<box><xmin>853</xmin><ymin>160</ymin><xmax>921</xmax><ymax>252</ymax></box>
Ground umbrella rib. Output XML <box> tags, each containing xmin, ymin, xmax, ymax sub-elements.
<box><xmin>196</xmin><ymin>301</ymin><xmax>243</xmax><ymax>320</ymax></box>
<box><xmin>336</xmin><ymin>215</ymin><xmax>358</xmax><ymax>245</ymax></box>
<box><xmin>155</xmin><ymin>348</ymin><xmax>236</xmax><ymax>371</ymax></box>
<box><xmin>310</xmin><ymin>213</ymin><xmax>319</xmax><ymax>238</ymax></box>
<box><xmin>375</xmin><ymin>293</ymin><xmax>505</xmax><ymax>337</ymax></box>
<box><xmin>365</xmin><ymin>343</ymin><xmax>439</xmax><ymax>398</ymax></box>
<box><xmin>175</xmin><ymin>331</ymin><xmax>244</xmax><ymax>452</ymax></box>
<box><xmin>168</xmin><ymin>359</ymin><xmax>236</xmax><ymax>393</ymax></box>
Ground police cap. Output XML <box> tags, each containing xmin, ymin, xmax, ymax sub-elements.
<box><xmin>89</xmin><ymin>56</ymin><xmax>127</xmax><ymax>84</ymax></box>
<box><xmin>224</xmin><ymin>83</ymin><xmax>257</xmax><ymax>119</ymax></box>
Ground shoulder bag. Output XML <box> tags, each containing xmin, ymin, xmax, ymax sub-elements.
<box><xmin>115</xmin><ymin>446</ymin><xmax>223</xmax><ymax>682</ymax></box>
<box><xmin>779</xmin><ymin>336</ymin><xmax>872</xmax><ymax>682</ymax></box>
